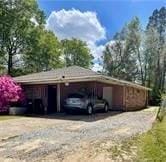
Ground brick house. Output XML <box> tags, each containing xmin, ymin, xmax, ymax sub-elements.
<box><xmin>14</xmin><ymin>66</ymin><xmax>150</xmax><ymax>114</ymax></box>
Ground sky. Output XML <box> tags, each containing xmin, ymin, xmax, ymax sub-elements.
<box><xmin>37</xmin><ymin>0</ymin><xmax>165</xmax><ymax>71</ymax></box>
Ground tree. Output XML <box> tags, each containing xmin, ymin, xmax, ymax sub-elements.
<box><xmin>0</xmin><ymin>76</ymin><xmax>24</xmax><ymax>112</ymax></box>
<box><xmin>24</xmin><ymin>27</ymin><xmax>62</xmax><ymax>73</ymax></box>
<box><xmin>103</xmin><ymin>17</ymin><xmax>141</xmax><ymax>82</ymax></box>
<box><xmin>103</xmin><ymin>41</ymin><xmax>127</xmax><ymax>79</ymax></box>
<box><xmin>147</xmin><ymin>7</ymin><xmax>166</xmax><ymax>92</ymax></box>
<box><xmin>61</xmin><ymin>38</ymin><xmax>93</xmax><ymax>68</ymax></box>
<box><xmin>0</xmin><ymin>0</ymin><xmax>45</xmax><ymax>75</ymax></box>
<box><xmin>143</xmin><ymin>27</ymin><xmax>160</xmax><ymax>88</ymax></box>
<box><xmin>125</xmin><ymin>17</ymin><xmax>143</xmax><ymax>83</ymax></box>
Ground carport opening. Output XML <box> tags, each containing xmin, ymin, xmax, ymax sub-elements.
<box><xmin>47</xmin><ymin>85</ymin><xmax>57</xmax><ymax>113</ymax></box>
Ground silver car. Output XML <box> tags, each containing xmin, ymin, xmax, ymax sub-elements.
<box><xmin>63</xmin><ymin>93</ymin><xmax>109</xmax><ymax>115</ymax></box>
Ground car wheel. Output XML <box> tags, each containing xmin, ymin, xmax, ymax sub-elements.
<box><xmin>104</xmin><ymin>104</ymin><xmax>109</xmax><ymax>113</ymax></box>
<box><xmin>87</xmin><ymin>105</ymin><xmax>93</xmax><ymax>115</ymax></box>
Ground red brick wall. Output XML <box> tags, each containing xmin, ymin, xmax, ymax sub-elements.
<box><xmin>124</xmin><ymin>86</ymin><xmax>147</xmax><ymax>111</ymax></box>
<box><xmin>23</xmin><ymin>82</ymin><xmax>148</xmax><ymax>113</ymax></box>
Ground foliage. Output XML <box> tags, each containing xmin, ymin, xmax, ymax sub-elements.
<box><xmin>146</xmin><ymin>7</ymin><xmax>166</xmax><ymax>92</ymax></box>
<box><xmin>149</xmin><ymin>88</ymin><xmax>162</xmax><ymax>106</ymax></box>
<box><xmin>143</xmin><ymin>27</ymin><xmax>160</xmax><ymax>88</ymax></box>
<box><xmin>103</xmin><ymin>17</ymin><xmax>141</xmax><ymax>81</ymax></box>
<box><xmin>0</xmin><ymin>0</ymin><xmax>45</xmax><ymax>75</ymax></box>
<box><xmin>61</xmin><ymin>38</ymin><xmax>94</xmax><ymax>68</ymax></box>
<box><xmin>0</xmin><ymin>76</ymin><xmax>24</xmax><ymax>112</ymax></box>
<box><xmin>103</xmin><ymin>41</ymin><xmax>127</xmax><ymax>79</ymax></box>
<box><xmin>24</xmin><ymin>27</ymin><xmax>62</xmax><ymax>73</ymax></box>
<box><xmin>103</xmin><ymin>7</ymin><xmax>166</xmax><ymax>99</ymax></box>
<box><xmin>0</xmin><ymin>0</ymin><xmax>91</xmax><ymax>76</ymax></box>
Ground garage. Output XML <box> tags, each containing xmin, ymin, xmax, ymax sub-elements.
<box><xmin>14</xmin><ymin>66</ymin><xmax>150</xmax><ymax>114</ymax></box>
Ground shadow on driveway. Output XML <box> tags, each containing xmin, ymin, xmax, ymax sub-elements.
<box><xmin>24</xmin><ymin>110</ymin><xmax>124</xmax><ymax>122</ymax></box>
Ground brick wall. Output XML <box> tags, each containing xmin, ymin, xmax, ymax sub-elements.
<box><xmin>125</xmin><ymin>86</ymin><xmax>147</xmax><ymax>111</ymax></box>
<box><xmin>23</xmin><ymin>83</ymin><xmax>148</xmax><ymax>113</ymax></box>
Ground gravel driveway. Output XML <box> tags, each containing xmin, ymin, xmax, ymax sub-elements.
<box><xmin>0</xmin><ymin>108</ymin><xmax>157</xmax><ymax>162</ymax></box>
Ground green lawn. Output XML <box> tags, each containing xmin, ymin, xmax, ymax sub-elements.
<box><xmin>0</xmin><ymin>115</ymin><xmax>21</xmax><ymax>121</ymax></box>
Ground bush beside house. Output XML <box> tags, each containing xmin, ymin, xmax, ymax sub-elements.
<box><xmin>0</xmin><ymin>76</ymin><xmax>24</xmax><ymax>114</ymax></box>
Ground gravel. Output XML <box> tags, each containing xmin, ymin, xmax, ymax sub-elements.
<box><xmin>0</xmin><ymin>109</ymin><xmax>156</xmax><ymax>162</ymax></box>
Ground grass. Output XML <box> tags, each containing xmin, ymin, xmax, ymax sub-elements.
<box><xmin>0</xmin><ymin>115</ymin><xmax>21</xmax><ymax>121</ymax></box>
<box><xmin>103</xmin><ymin>117</ymin><xmax>166</xmax><ymax>161</ymax></box>
<box><xmin>136</xmin><ymin>117</ymin><xmax>166</xmax><ymax>162</ymax></box>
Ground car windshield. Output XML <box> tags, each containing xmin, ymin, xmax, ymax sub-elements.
<box><xmin>68</xmin><ymin>93</ymin><xmax>85</xmax><ymax>98</ymax></box>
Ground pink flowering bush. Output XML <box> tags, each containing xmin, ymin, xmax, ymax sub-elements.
<box><xmin>0</xmin><ymin>76</ymin><xmax>24</xmax><ymax>112</ymax></box>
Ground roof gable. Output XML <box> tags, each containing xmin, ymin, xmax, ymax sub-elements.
<box><xmin>14</xmin><ymin>66</ymin><xmax>98</xmax><ymax>82</ymax></box>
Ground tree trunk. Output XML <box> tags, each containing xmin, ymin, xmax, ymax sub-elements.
<box><xmin>144</xmin><ymin>64</ymin><xmax>147</xmax><ymax>86</ymax></box>
<box><xmin>8</xmin><ymin>53</ymin><xmax>12</xmax><ymax>75</ymax></box>
<box><xmin>161</xmin><ymin>60</ymin><xmax>166</xmax><ymax>92</ymax></box>
<box><xmin>154</xmin><ymin>48</ymin><xmax>161</xmax><ymax>90</ymax></box>
<box><xmin>137</xmin><ymin>48</ymin><xmax>144</xmax><ymax>85</ymax></box>
<box><xmin>161</xmin><ymin>70</ymin><xmax>166</xmax><ymax>92</ymax></box>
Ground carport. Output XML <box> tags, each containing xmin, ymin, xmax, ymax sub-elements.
<box><xmin>14</xmin><ymin>66</ymin><xmax>150</xmax><ymax>114</ymax></box>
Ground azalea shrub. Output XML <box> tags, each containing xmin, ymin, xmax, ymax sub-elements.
<box><xmin>0</xmin><ymin>76</ymin><xmax>24</xmax><ymax>112</ymax></box>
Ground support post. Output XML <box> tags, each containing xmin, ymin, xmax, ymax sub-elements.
<box><xmin>123</xmin><ymin>86</ymin><xmax>127</xmax><ymax>111</ymax></box>
<box><xmin>145</xmin><ymin>90</ymin><xmax>148</xmax><ymax>107</ymax></box>
<box><xmin>57</xmin><ymin>83</ymin><xmax>61</xmax><ymax>112</ymax></box>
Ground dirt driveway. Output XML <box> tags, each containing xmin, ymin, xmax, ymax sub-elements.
<box><xmin>0</xmin><ymin>108</ymin><xmax>157</xmax><ymax>162</ymax></box>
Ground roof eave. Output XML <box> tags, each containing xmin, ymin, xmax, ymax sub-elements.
<box><xmin>15</xmin><ymin>75</ymin><xmax>151</xmax><ymax>90</ymax></box>
<box><xmin>99</xmin><ymin>75</ymin><xmax>151</xmax><ymax>90</ymax></box>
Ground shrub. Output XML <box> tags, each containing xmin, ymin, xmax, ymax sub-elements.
<box><xmin>149</xmin><ymin>88</ymin><xmax>162</xmax><ymax>106</ymax></box>
<box><xmin>0</xmin><ymin>76</ymin><xmax>24</xmax><ymax>112</ymax></box>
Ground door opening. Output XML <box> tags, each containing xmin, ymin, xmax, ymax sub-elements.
<box><xmin>47</xmin><ymin>85</ymin><xmax>57</xmax><ymax>113</ymax></box>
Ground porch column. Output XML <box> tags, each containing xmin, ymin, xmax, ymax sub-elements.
<box><xmin>57</xmin><ymin>83</ymin><xmax>61</xmax><ymax>112</ymax></box>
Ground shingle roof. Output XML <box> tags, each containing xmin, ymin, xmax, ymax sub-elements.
<box><xmin>14</xmin><ymin>66</ymin><xmax>150</xmax><ymax>90</ymax></box>
<box><xmin>14</xmin><ymin>66</ymin><xmax>98</xmax><ymax>82</ymax></box>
